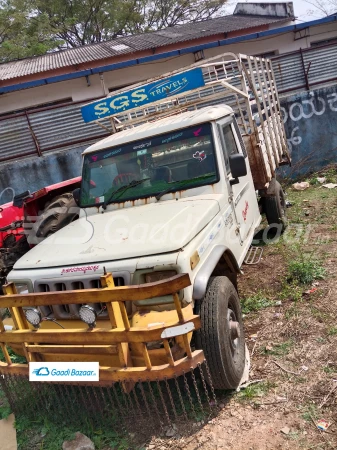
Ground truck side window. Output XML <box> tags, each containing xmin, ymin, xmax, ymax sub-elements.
<box><xmin>221</xmin><ymin>124</ymin><xmax>239</xmax><ymax>175</ymax></box>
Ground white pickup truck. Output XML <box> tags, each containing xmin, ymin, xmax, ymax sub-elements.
<box><xmin>4</xmin><ymin>53</ymin><xmax>290</xmax><ymax>390</ymax></box>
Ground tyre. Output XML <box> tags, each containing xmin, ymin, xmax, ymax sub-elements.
<box><xmin>264</xmin><ymin>180</ymin><xmax>288</xmax><ymax>231</ymax></box>
<box><xmin>28</xmin><ymin>193</ymin><xmax>79</xmax><ymax>244</ymax></box>
<box><xmin>195</xmin><ymin>276</ymin><xmax>246</xmax><ymax>390</ymax></box>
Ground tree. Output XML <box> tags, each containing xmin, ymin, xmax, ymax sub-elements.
<box><xmin>0</xmin><ymin>0</ymin><xmax>63</xmax><ymax>61</ymax></box>
<box><xmin>0</xmin><ymin>0</ymin><xmax>227</xmax><ymax>62</ymax></box>
<box><xmin>306</xmin><ymin>0</ymin><xmax>337</xmax><ymax>17</ymax></box>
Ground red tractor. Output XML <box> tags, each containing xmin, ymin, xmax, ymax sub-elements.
<box><xmin>0</xmin><ymin>177</ymin><xmax>81</xmax><ymax>293</ymax></box>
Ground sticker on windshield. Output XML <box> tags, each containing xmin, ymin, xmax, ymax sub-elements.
<box><xmin>193</xmin><ymin>150</ymin><xmax>206</xmax><ymax>162</ymax></box>
<box><xmin>193</xmin><ymin>127</ymin><xmax>202</xmax><ymax>137</ymax></box>
<box><xmin>137</xmin><ymin>149</ymin><xmax>147</xmax><ymax>156</ymax></box>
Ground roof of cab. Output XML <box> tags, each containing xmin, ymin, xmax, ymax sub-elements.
<box><xmin>83</xmin><ymin>105</ymin><xmax>233</xmax><ymax>154</ymax></box>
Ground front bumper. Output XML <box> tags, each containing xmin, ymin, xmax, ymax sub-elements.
<box><xmin>0</xmin><ymin>273</ymin><xmax>204</xmax><ymax>384</ymax></box>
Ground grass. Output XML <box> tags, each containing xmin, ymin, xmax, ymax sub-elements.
<box><xmin>301</xmin><ymin>403</ymin><xmax>319</xmax><ymax>422</ymax></box>
<box><xmin>14</xmin><ymin>415</ymin><xmax>132</xmax><ymax>450</ymax></box>
<box><xmin>323</xmin><ymin>366</ymin><xmax>336</xmax><ymax>374</ymax></box>
<box><xmin>263</xmin><ymin>340</ymin><xmax>294</xmax><ymax>357</ymax></box>
<box><xmin>0</xmin><ymin>387</ymin><xmax>11</xmax><ymax>420</ymax></box>
<box><xmin>241</xmin><ymin>291</ymin><xmax>273</xmax><ymax>314</ymax></box>
<box><xmin>237</xmin><ymin>381</ymin><xmax>274</xmax><ymax>402</ymax></box>
<box><xmin>327</xmin><ymin>326</ymin><xmax>337</xmax><ymax>336</ymax></box>
<box><xmin>286</xmin><ymin>255</ymin><xmax>326</xmax><ymax>285</ymax></box>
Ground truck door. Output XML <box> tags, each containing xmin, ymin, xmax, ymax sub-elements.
<box><xmin>217</xmin><ymin>118</ymin><xmax>259</xmax><ymax>243</ymax></box>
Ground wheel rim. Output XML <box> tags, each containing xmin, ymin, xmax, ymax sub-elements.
<box><xmin>227</xmin><ymin>307</ymin><xmax>241</xmax><ymax>360</ymax></box>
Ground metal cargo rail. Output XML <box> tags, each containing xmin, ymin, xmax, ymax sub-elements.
<box><xmin>0</xmin><ymin>273</ymin><xmax>203</xmax><ymax>382</ymax></box>
<box><xmin>87</xmin><ymin>52</ymin><xmax>290</xmax><ymax>189</ymax></box>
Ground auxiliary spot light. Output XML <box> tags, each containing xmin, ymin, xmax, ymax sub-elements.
<box><xmin>24</xmin><ymin>308</ymin><xmax>42</xmax><ymax>329</ymax></box>
<box><xmin>79</xmin><ymin>305</ymin><xmax>97</xmax><ymax>328</ymax></box>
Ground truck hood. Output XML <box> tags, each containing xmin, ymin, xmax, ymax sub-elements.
<box><xmin>15</xmin><ymin>199</ymin><xmax>220</xmax><ymax>269</ymax></box>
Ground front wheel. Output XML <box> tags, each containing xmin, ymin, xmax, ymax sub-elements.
<box><xmin>195</xmin><ymin>276</ymin><xmax>246</xmax><ymax>390</ymax></box>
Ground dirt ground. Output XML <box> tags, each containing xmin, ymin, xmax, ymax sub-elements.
<box><xmin>136</xmin><ymin>171</ymin><xmax>337</xmax><ymax>450</ymax></box>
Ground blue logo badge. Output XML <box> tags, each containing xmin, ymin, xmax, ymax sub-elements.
<box><xmin>32</xmin><ymin>367</ymin><xmax>50</xmax><ymax>376</ymax></box>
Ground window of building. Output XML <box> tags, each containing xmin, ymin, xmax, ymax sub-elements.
<box><xmin>254</xmin><ymin>50</ymin><xmax>278</xmax><ymax>59</ymax></box>
<box><xmin>311</xmin><ymin>37</ymin><xmax>337</xmax><ymax>48</ymax></box>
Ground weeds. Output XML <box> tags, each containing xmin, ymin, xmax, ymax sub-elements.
<box><xmin>237</xmin><ymin>381</ymin><xmax>274</xmax><ymax>402</ymax></box>
<box><xmin>241</xmin><ymin>291</ymin><xmax>273</xmax><ymax>314</ymax></box>
<box><xmin>327</xmin><ymin>326</ymin><xmax>337</xmax><ymax>336</ymax></box>
<box><xmin>263</xmin><ymin>340</ymin><xmax>293</xmax><ymax>357</ymax></box>
<box><xmin>287</xmin><ymin>256</ymin><xmax>326</xmax><ymax>285</ymax></box>
<box><xmin>301</xmin><ymin>403</ymin><xmax>319</xmax><ymax>422</ymax></box>
<box><xmin>323</xmin><ymin>366</ymin><xmax>336</xmax><ymax>374</ymax></box>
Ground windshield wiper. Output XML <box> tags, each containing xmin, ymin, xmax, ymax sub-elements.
<box><xmin>102</xmin><ymin>178</ymin><xmax>150</xmax><ymax>209</ymax></box>
<box><xmin>155</xmin><ymin>174</ymin><xmax>215</xmax><ymax>201</ymax></box>
<box><xmin>155</xmin><ymin>186</ymin><xmax>179</xmax><ymax>201</ymax></box>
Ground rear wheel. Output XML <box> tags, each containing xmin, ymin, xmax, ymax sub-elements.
<box><xmin>263</xmin><ymin>180</ymin><xmax>288</xmax><ymax>231</ymax></box>
<box><xmin>195</xmin><ymin>276</ymin><xmax>246</xmax><ymax>390</ymax></box>
<box><xmin>28</xmin><ymin>193</ymin><xmax>79</xmax><ymax>244</ymax></box>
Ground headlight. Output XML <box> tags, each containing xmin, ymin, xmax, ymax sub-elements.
<box><xmin>15</xmin><ymin>283</ymin><xmax>29</xmax><ymax>294</ymax></box>
<box><xmin>144</xmin><ymin>270</ymin><xmax>176</xmax><ymax>283</ymax></box>
<box><xmin>79</xmin><ymin>305</ymin><xmax>97</xmax><ymax>328</ymax></box>
<box><xmin>24</xmin><ymin>308</ymin><xmax>42</xmax><ymax>328</ymax></box>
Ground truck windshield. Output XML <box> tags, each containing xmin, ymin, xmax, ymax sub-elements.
<box><xmin>80</xmin><ymin>122</ymin><xmax>218</xmax><ymax>206</ymax></box>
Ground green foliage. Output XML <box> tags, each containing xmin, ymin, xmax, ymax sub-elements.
<box><xmin>301</xmin><ymin>403</ymin><xmax>319</xmax><ymax>422</ymax></box>
<box><xmin>328</xmin><ymin>326</ymin><xmax>337</xmax><ymax>336</ymax></box>
<box><xmin>263</xmin><ymin>340</ymin><xmax>293</xmax><ymax>357</ymax></box>
<box><xmin>287</xmin><ymin>256</ymin><xmax>326</xmax><ymax>285</ymax></box>
<box><xmin>241</xmin><ymin>291</ymin><xmax>273</xmax><ymax>314</ymax></box>
<box><xmin>0</xmin><ymin>346</ymin><xmax>27</xmax><ymax>364</ymax></box>
<box><xmin>0</xmin><ymin>0</ymin><xmax>227</xmax><ymax>62</ymax></box>
<box><xmin>237</xmin><ymin>381</ymin><xmax>274</xmax><ymax>402</ymax></box>
<box><xmin>0</xmin><ymin>387</ymin><xmax>11</xmax><ymax>420</ymax></box>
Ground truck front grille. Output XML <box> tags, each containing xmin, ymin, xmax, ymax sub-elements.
<box><xmin>34</xmin><ymin>276</ymin><xmax>126</xmax><ymax>320</ymax></box>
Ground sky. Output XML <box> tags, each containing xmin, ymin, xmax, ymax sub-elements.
<box><xmin>226</xmin><ymin>0</ymin><xmax>327</xmax><ymax>23</ymax></box>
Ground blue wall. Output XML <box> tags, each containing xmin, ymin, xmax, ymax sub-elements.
<box><xmin>279</xmin><ymin>84</ymin><xmax>337</xmax><ymax>179</ymax></box>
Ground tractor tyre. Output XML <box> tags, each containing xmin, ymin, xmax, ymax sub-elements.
<box><xmin>195</xmin><ymin>276</ymin><xmax>246</xmax><ymax>390</ymax></box>
<box><xmin>28</xmin><ymin>193</ymin><xmax>79</xmax><ymax>244</ymax></box>
<box><xmin>263</xmin><ymin>180</ymin><xmax>288</xmax><ymax>231</ymax></box>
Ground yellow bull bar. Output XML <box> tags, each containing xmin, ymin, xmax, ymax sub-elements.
<box><xmin>0</xmin><ymin>273</ymin><xmax>204</xmax><ymax>383</ymax></box>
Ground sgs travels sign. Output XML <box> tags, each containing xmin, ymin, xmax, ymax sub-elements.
<box><xmin>81</xmin><ymin>68</ymin><xmax>205</xmax><ymax>123</ymax></box>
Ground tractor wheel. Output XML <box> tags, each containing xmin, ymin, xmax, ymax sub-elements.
<box><xmin>263</xmin><ymin>180</ymin><xmax>288</xmax><ymax>231</ymax></box>
<box><xmin>195</xmin><ymin>276</ymin><xmax>246</xmax><ymax>390</ymax></box>
<box><xmin>28</xmin><ymin>193</ymin><xmax>79</xmax><ymax>244</ymax></box>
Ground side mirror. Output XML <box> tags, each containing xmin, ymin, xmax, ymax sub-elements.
<box><xmin>229</xmin><ymin>154</ymin><xmax>247</xmax><ymax>185</ymax></box>
<box><xmin>72</xmin><ymin>188</ymin><xmax>81</xmax><ymax>207</ymax></box>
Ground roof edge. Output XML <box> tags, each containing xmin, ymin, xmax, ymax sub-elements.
<box><xmin>1</xmin><ymin>14</ymin><xmax>335</xmax><ymax>95</ymax></box>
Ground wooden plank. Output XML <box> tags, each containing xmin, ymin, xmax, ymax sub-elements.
<box><xmin>141</xmin><ymin>344</ymin><xmax>152</xmax><ymax>370</ymax></box>
<box><xmin>99</xmin><ymin>272</ymin><xmax>133</xmax><ymax>372</ymax></box>
<box><xmin>2</xmin><ymin>283</ymin><xmax>32</xmax><ymax>362</ymax></box>
<box><xmin>173</xmin><ymin>293</ymin><xmax>184</xmax><ymax>323</ymax></box>
<box><xmin>27</xmin><ymin>345</ymin><xmax>118</xmax><ymax>355</ymax></box>
<box><xmin>2</xmin><ymin>283</ymin><xmax>29</xmax><ymax>330</ymax></box>
<box><xmin>0</xmin><ymin>274</ymin><xmax>191</xmax><ymax>308</ymax></box>
<box><xmin>0</xmin><ymin>350</ymin><xmax>205</xmax><ymax>382</ymax></box>
<box><xmin>0</xmin><ymin>316</ymin><xmax>201</xmax><ymax>345</ymax></box>
<box><xmin>0</xmin><ymin>344</ymin><xmax>11</xmax><ymax>365</ymax></box>
<box><xmin>163</xmin><ymin>339</ymin><xmax>174</xmax><ymax>367</ymax></box>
